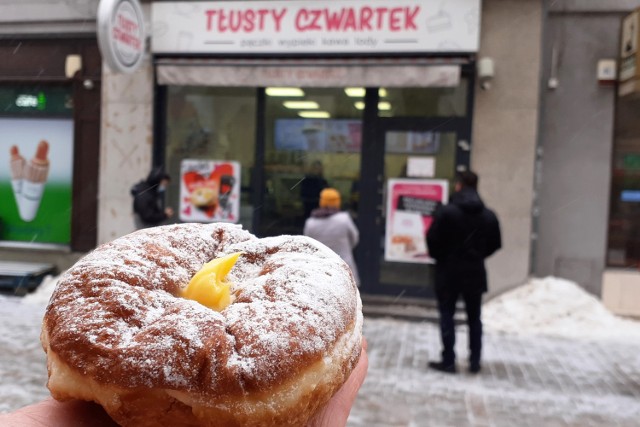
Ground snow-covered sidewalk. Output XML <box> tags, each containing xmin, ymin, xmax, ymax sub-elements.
<box><xmin>2</xmin><ymin>276</ymin><xmax>640</xmax><ymax>426</ymax></box>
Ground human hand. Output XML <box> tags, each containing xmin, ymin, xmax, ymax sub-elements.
<box><xmin>307</xmin><ymin>338</ymin><xmax>369</xmax><ymax>427</ymax></box>
<box><xmin>165</xmin><ymin>207</ymin><xmax>174</xmax><ymax>218</ymax></box>
<box><xmin>0</xmin><ymin>398</ymin><xmax>118</xmax><ymax>427</ymax></box>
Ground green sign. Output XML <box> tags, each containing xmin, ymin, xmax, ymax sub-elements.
<box><xmin>0</xmin><ymin>86</ymin><xmax>72</xmax><ymax>117</ymax></box>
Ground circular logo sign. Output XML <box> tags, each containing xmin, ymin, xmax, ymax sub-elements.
<box><xmin>97</xmin><ymin>0</ymin><xmax>145</xmax><ymax>73</ymax></box>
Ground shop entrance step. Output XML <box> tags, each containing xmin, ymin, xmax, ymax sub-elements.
<box><xmin>0</xmin><ymin>261</ymin><xmax>57</xmax><ymax>296</ymax></box>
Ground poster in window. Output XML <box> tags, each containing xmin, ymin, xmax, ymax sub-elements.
<box><xmin>0</xmin><ymin>118</ymin><xmax>74</xmax><ymax>245</ymax></box>
<box><xmin>179</xmin><ymin>159</ymin><xmax>241</xmax><ymax>223</ymax></box>
<box><xmin>274</xmin><ymin>119</ymin><xmax>361</xmax><ymax>153</ymax></box>
<box><xmin>385</xmin><ymin>178</ymin><xmax>449</xmax><ymax>264</ymax></box>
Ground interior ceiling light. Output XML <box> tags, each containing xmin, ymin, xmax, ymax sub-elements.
<box><xmin>298</xmin><ymin>111</ymin><xmax>330</xmax><ymax>118</ymax></box>
<box><xmin>345</xmin><ymin>87</ymin><xmax>365</xmax><ymax>97</ymax></box>
<box><xmin>354</xmin><ymin>101</ymin><xmax>391</xmax><ymax>110</ymax></box>
<box><xmin>346</xmin><ymin>87</ymin><xmax>388</xmax><ymax>97</ymax></box>
<box><xmin>266</xmin><ymin>87</ymin><xmax>305</xmax><ymax>97</ymax></box>
<box><xmin>284</xmin><ymin>100</ymin><xmax>319</xmax><ymax>109</ymax></box>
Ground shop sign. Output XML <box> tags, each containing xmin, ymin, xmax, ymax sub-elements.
<box><xmin>1</xmin><ymin>118</ymin><xmax>74</xmax><ymax>244</ymax></box>
<box><xmin>152</xmin><ymin>0</ymin><xmax>481</xmax><ymax>54</ymax></box>
<box><xmin>179</xmin><ymin>159</ymin><xmax>241</xmax><ymax>223</ymax></box>
<box><xmin>384</xmin><ymin>179</ymin><xmax>448</xmax><ymax>264</ymax></box>
<box><xmin>98</xmin><ymin>0</ymin><xmax>146</xmax><ymax>73</ymax></box>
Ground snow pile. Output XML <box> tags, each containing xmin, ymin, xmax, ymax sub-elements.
<box><xmin>22</xmin><ymin>274</ymin><xmax>59</xmax><ymax>306</ymax></box>
<box><xmin>483</xmin><ymin>276</ymin><xmax>640</xmax><ymax>340</ymax></box>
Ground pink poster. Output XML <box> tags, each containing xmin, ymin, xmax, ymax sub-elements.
<box><xmin>179</xmin><ymin>159</ymin><xmax>241</xmax><ymax>223</ymax></box>
<box><xmin>385</xmin><ymin>179</ymin><xmax>449</xmax><ymax>264</ymax></box>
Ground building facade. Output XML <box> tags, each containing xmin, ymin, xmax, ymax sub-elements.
<box><xmin>0</xmin><ymin>0</ymin><xmax>545</xmax><ymax>300</ymax></box>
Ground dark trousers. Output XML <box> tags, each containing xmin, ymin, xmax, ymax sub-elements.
<box><xmin>435</xmin><ymin>287</ymin><xmax>483</xmax><ymax>366</ymax></box>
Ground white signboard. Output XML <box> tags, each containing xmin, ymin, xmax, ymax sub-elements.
<box><xmin>179</xmin><ymin>159</ymin><xmax>241</xmax><ymax>223</ymax></box>
<box><xmin>98</xmin><ymin>0</ymin><xmax>146</xmax><ymax>73</ymax></box>
<box><xmin>152</xmin><ymin>0</ymin><xmax>481</xmax><ymax>54</ymax></box>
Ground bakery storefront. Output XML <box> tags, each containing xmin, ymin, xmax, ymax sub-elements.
<box><xmin>151</xmin><ymin>0</ymin><xmax>480</xmax><ymax>297</ymax></box>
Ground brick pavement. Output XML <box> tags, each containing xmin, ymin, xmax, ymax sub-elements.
<box><xmin>348</xmin><ymin>317</ymin><xmax>640</xmax><ymax>427</ymax></box>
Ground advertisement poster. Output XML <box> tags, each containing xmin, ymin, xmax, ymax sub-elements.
<box><xmin>385</xmin><ymin>179</ymin><xmax>449</xmax><ymax>264</ymax></box>
<box><xmin>274</xmin><ymin>119</ymin><xmax>361</xmax><ymax>152</ymax></box>
<box><xmin>0</xmin><ymin>118</ymin><xmax>73</xmax><ymax>245</ymax></box>
<box><xmin>179</xmin><ymin>159</ymin><xmax>241</xmax><ymax>223</ymax></box>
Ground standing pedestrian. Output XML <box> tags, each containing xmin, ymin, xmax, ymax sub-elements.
<box><xmin>131</xmin><ymin>166</ymin><xmax>174</xmax><ymax>229</ymax></box>
<box><xmin>426</xmin><ymin>171</ymin><xmax>501</xmax><ymax>374</ymax></box>
<box><xmin>304</xmin><ymin>188</ymin><xmax>360</xmax><ymax>285</ymax></box>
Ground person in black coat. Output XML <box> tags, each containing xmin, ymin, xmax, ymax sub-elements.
<box><xmin>426</xmin><ymin>170</ymin><xmax>501</xmax><ymax>374</ymax></box>
<box><xmin>131</xmin><ymin>166</ymin><xmax>174</xmax><ymax>229</ymax></box>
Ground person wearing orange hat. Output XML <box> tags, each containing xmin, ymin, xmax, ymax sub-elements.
<box><xmin>303</xmin><ymin>188</ymin><xmax>360</xmax><ymax>285</ymax></box>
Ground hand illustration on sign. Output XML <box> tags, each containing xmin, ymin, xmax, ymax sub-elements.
<box><xmin>9</xmin><ymin>141</ymin><xmax>50</xmax><ymax>222</ymax></box>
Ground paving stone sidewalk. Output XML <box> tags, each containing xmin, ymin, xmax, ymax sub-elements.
<box><xmin>348</xmin><ymin>317</ymin><xmax>640</xmax><ymax>427</ymax></box>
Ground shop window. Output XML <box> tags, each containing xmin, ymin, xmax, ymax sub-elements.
<box><xmin>379</xmin><ymin>80</ymin><xmax>468</xmax><ymax>118</ymax></box>
<box><xmin>0</xmin><ymin>85</ymin><xmax>74</xmax><ymax>245</ymax></box>
<box><xmin>260</xmin><ymin>87</ymin><xmax>363</xmax><ymax>236</ymax></box>
<box><xmin>164</xmin><ymin>86</ymin><xmax>257</xmax><ymax>231</ymax></box>
<box><xmin>608</xmin><ymin>96</ymin><xmax>640</xmax><ymax>268</ymax></box>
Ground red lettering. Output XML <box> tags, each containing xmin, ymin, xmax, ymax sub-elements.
<box><xmin>308</xmin><ymin>10</ymin><xmax>322</xmax><ymax>31</ymax></box>
<box><xmin>295</xmin><ymin>9</ymin><xmax>309</xmax><ymax>31</ymax></box>
<box><xmin>113</xmin><ymin>27</ymin><xmax>141</xmax><ymax>50</ymax></box>
<box><xmin>360</xmin><ymin>7</ymin><xmax>373</xmax><ymax>31</ymax></box>
<box><xmin>324</xmin><ymin>9</ymin><xmax>345</xmax><ymax>30</ymax></box>
<box><xmin>243</xmin><ymin>10</ymin><xmax>255</xmax><ymax>32</ymax></box>
<box><xmin>229</xmin><ymin>10</ymin><xmax>242</xmax><ymax>32</ymax></box>
<box><xmin>405</xmin><ymin>6</ymin><xmax>419</xmax><ymax>30</ymax></box>
<box><xmin>205</xmin><ymin>10</ymin><xmax>217</xmax><ymax>31</ymax></box>
<box><xmin>375</xmin><ymin>7</ymin><xmax>388</xmax><ymax>29</ymax></box>
<box><xmin>218</xmin><ymin>9</ymin><xmax>228</xmax><ymax>32</ymax></box>
<box><xmin>272</xmin><ymin>8</ymin><xmax>287</xmax><ymax>32</ymax></box>
<box><xmin>257</xmin><ymin>9</ymin><xmax>270</xmax><ymax>30</ymax></box>
<box><xmin>389</xmin><ymin>8</ymin><xmax>402</xmax><ymax>31</ymax></box>
<box><xmin>343</xmin><ymin>8</ymin><xmax>357</xmax><ymax>31</ymax></box>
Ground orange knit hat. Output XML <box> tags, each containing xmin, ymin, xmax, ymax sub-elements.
<box><xmin>319</xmin><ymin>188</ymin><xmax>341</xmax><ymax>208</ymax></box>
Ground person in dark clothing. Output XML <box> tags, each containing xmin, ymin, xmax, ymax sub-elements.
<box><xmin>426</xmin><ymin>171</ymin><xmax>501</xmax><ymax>374</ymax></box>
<box><xmin>131</xmin><ymin>166</ymin><xmax>174</xmax><ymax>229</ymax></box>
<box><xmin>300</xmin><ymin>160</ymin><xmax>329</xmax><ymax>219</ymax></box>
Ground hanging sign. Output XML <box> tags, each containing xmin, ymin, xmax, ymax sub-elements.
<box><xmin>98</xmin><ymin>0</ymin><xmax>146</xmax><ymax>73</ymax></box>
<box><xmin>385</xmin><ymin>179</ymin><xmax>449</xmax><ymax>264</ymax></box>
<box><xmin>152</xmin><ymin>0</ymin><xmax>481</xmax><ymax>54</ymax></box>
<box><xmin>179</xmin><ymin>159</ymin><xmax>241</xmax><ymax>223</ymax></box>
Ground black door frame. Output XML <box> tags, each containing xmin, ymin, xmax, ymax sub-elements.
<box><xmin>357</xmin><ymin>67</ymin><xmax>475</xmax><ymax>297</ymax></box>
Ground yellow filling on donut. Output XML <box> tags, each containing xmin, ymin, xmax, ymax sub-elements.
<box><xmin>182</xmin><ymin>252</ymin><xmax>242</xmax><ymax>311</ymax></box>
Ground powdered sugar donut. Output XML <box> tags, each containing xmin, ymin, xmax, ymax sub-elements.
<box><xmin>41</xmin><ymin>223</ymin><xmax>363</xmax><ymax>427</ymax></box>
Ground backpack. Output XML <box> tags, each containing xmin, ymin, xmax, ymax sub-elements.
<box><xmin>130</xmin><ymin>180</ymin><xmax>146</xmax><ymax>197</ymax></box>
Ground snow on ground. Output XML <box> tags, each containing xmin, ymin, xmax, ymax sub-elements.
<box><xmin>2</xmin><ymin>275</ymin><xmax>640</xmax><ymax>426</ymax></box>
<box><xmin>483</xmin><ymin>276</ymin><xmax>640</xmax><ymax>340</ymax></box>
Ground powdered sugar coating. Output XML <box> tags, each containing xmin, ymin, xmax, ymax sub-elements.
<box><xmin>43</xmin><ymin>223</ymin><xmax>360</xmax><ymax>397</ymax></box>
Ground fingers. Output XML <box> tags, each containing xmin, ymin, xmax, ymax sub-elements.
<box><xmin>307</xmin><ymin>339</ymin><xmax>369</xmax><ymax>427</ymax></box>
<box><xmin>0</xmin><ymin>398</ymin><xmax>118</xmax><ymax>427</ymax></box>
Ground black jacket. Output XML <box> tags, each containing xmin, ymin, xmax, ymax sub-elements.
<box><xmin>131</xmin><ymin>167</ymin><xmax>168</xmax><ymax>226</ymax></box>
<box><xmin>426</xmin><ymin>187</ymin><xmax>501</xmax><ymax>293</ymax></box>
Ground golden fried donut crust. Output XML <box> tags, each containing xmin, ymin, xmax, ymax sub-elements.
<box><xmin>41</xmin><ymin>223</ymin><xmax>362</xmax><ymax>426</ymax></box>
